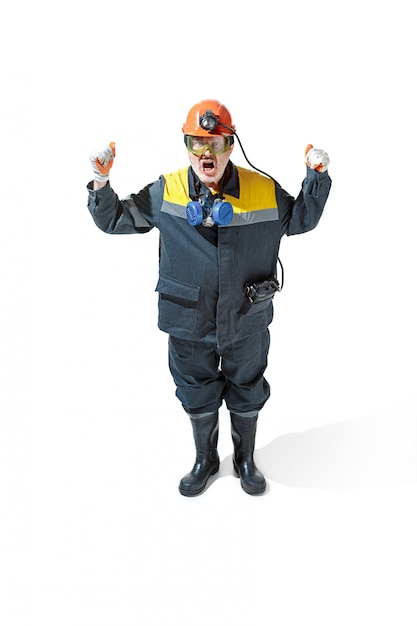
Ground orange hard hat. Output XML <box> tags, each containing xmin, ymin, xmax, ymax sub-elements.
<box><xmin>182</xmin><ymin>99</ymin><xmax>235</xmax><ymax>136</ymax></box>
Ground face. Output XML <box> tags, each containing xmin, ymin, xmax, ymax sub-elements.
<box><xmin>186</xmin><ymin>135</ymin><xmax>234</xmax><ymax>191</ymax></box>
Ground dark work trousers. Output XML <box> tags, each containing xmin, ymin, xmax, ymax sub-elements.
<box><xmin>168</xmin><ymin>330</ymin><xmax>271</xmax><ymax>417</ymax></box>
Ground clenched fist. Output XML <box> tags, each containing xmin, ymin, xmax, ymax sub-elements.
<box><xmin>305</xmin><ymin>144</ymin><xmax>330</xmax><ymax>173</ymax></box>
<box><xmin>89</xmin><ymin>142</ymin><xmax>116</xmax><ymax>183</ymax></box>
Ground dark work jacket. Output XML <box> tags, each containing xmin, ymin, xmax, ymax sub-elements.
<box><xmin>87</xmin><ymin>162</ymin><xmax>331</xmax><ymax>348</ymax></box>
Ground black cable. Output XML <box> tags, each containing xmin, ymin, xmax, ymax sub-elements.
<box><xmin>219</xmin><ymin>123</ymin><xmax>285</xmax><ymax>290</ymax></box>
<box><xmin>219</xmin><ymin>123</ymin><xmax>281</xmax><ymax>187</ymax></box>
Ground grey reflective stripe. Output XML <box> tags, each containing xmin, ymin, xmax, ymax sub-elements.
<box><xmin>122</xmin><ymin>195</ymin><xmax>155</xmax><ymax>228</ymax></box>
<box><xmin>161</xmin><ymin>199</ymin><xmax>187</xmax><ymax>219</ymax></box>
<box><xmin>231</xmin><ymin>410</ymin><xmax>259</xmax><ymax>419</ymax></box>
<box><xmin>188</xmin><ymin>411</ymin><xmax>218</xmax><ymax>419</ymax></box>
<box><xmin>161</xmin><ymin>199</ymin><xmax>279</xmax><ymax>226</ymax></box>
<box><xmin>230</xmin><ymin>208</ymin><xmax>279</xmax><ymax>226</ymax></box>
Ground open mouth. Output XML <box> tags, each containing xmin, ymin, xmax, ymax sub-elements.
<box><xmin>201</xmin><ymin>159</ymin><xmax>215</xmax><ymax>172</ymax></box>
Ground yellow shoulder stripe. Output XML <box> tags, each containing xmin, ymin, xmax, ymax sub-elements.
<box><xmin>163</xmin><ymin>165</ymin><xmax>278</xmax><ymax>213</ymax></box>
<box><xmin>224</xmin><ymin>166</ymin><xmax>278</xmax><ymax>213</ymax></box>
<box><xmin>163</xmin><ymin>167</ymin><xmax>190</xmax><ymax>205</ymax></box>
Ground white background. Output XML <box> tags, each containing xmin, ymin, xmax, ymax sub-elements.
<box><xmin>1</xmin><ymin>0</ymin><xmax>416</xmax><ymax>624</ymax></box>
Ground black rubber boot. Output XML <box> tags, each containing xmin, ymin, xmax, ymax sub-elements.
<box><xmin>179</xmin><ymin>412</ymin><xmax>220</xmax><ymax>497</ymax></box>
<box><xmin>231</xmin><ymin>413</ymin><xmax>266</xmax><ymax>495</ymax></box>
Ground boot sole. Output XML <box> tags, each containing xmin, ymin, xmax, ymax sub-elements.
<box><xmin>233</xmin><ymin>460</ymin><xmax>267</xmax><ymax>495</ymax></box>
<box><xmin>178</xmin><ymin>464</ymin><xmax>220</xmax><ymax>497</ymax></box>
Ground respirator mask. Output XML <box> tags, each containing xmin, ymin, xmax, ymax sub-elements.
<box><xmin>186</xmin><ymin>189</ymin><xmax>233</xmax><ymax>228</ymax></box>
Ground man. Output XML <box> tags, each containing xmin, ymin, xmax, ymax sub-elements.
<box><xmin>87</xmin><ymin>99</ymin><xmax>331</xmax><ymax>496</ymax></box>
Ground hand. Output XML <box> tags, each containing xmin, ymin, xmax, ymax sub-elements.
<box><xmin>89</xmin><ymin>142</ymin><xmax>116</xmax><ymax>182</ymax></box>
<box><xmin>305</xmin><ymin>144</ymin><xmax>329</xmax><ymax>172</ymax></box>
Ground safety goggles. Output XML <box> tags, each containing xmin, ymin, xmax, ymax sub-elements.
<box><xmin>184</xmin><ymin>134</ymin><xmax>233</xmax><ymax>156</ymax></box>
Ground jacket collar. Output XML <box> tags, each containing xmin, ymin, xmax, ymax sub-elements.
<box><xmin>187</xmin><ymin>162</ymin><xmax>240</xmax><ymax>200</ymax></box>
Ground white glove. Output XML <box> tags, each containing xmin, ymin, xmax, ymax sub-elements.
<box><xmin>305</xmin><ymin>144</ymin><xmax>330</xmax><ymax>172</ymax></box>
<box><xmin>89</xmin><ymin>142</ymin><xmax>116</xmax><ymax>182</ymax></box>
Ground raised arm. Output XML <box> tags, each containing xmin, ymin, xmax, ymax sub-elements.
<box><xmin>278</xmin><ymin>144</ymin><xmax>332</xmax><ymax>236</ymax></box>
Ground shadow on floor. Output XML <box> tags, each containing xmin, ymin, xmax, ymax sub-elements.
<box><xmin>219</xmin><ymin>410</ymin><xmax>417</xmax><ymax>492</ymax></box>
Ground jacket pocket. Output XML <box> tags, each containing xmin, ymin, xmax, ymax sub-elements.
<box><xmin>238</xmin><ymin>298</ymin><xmax>273</xmax><ymax>316</ymax></box>
<box><xmin>155</xmin><ymin>274</ymin><xmax>200</xmax><ymax>332</ymax></box>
